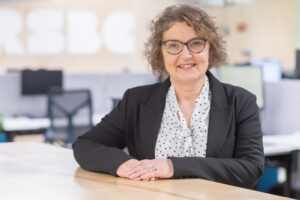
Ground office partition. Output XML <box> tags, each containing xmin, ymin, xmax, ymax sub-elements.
<box><xmin>218</xmin><ymin>65</ymin><xmax>264</xmax><ymax>109</ymax></box>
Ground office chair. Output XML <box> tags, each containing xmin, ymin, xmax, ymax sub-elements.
<box><xmin>45</xmin><ymin>88</ymin><xmax>93</xmax><ymax>145</ymax></box>
<box><xmin>291</xmin><ymin>150</ymin><xmax>300</xmax><ymax>198</ymax></box>
<box><xmin>111</xmin><ymin>97</ymin><xmax>121</xmax><ymax>109</ymax></box>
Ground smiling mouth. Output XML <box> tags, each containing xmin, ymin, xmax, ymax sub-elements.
<box><xmin>178</xmin><ymin>64</ymin><xmax>196</xmax><ymax>70</ymax></box>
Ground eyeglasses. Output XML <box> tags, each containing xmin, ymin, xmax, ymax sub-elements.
<box><xmin>161</xmin><ymin>38</ymin><xmax>207</xmax><ymax>55</ymax></box>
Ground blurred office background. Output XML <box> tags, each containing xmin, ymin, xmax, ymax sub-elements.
<box><xmin>1</xmin><ymin>0</ymin><xmax>300</xmax><ymax>198</ymax></box>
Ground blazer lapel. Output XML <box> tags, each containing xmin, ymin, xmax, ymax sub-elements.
<box><xmin>206</xmin><ymin>71</ymin><xmax>233</xmax><ymax>157</ymax></box>
<box><xmin>207</xmin><ymin>105</ymin><xmax>233</xmax><ymax>157</ymax></box>
<box><xmin>138</xmin><ymin>78</ymin><xmax>170</xmax><ymax>159</ymax></box>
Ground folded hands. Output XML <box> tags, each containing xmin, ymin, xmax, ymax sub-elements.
<box><xmin>116</xmin><ymin>158</ymin><xmax>174</xmax><ymax>181</ymax></box>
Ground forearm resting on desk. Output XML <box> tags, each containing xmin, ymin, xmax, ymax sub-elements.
<box><xmin>170</xmin><ymin>156</ymin><xmax>264</xmax><ymax>188</ymax></box>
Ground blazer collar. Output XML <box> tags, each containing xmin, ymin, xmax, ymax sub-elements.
<box><xmin>206</xmin><ymin>71</ymin><xmax>233</xmax><ymax>157</ymax></box>
<box><xmin>206</xmin><ymin>70</ymin><xmax>229</xmax><ymax>109</ymax></box>
<box><xmin>144</xmin><ymin>77</ymin><xmax>171</xmax><ymax>110</ymax></box>
<box><xmin>138</xmin><ymin>78</ymin><xmax>170</xmax><ymax>159</ymax></box>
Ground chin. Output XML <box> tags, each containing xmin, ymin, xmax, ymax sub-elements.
<box><xmin>176</xmin><ymin>75</ymin><xmax>203</xmax><ymax>84</ymax></box>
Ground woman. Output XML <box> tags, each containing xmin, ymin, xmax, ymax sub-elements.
<box><xmin>73</xmin><ymin>4</ymin><xmax>264</xmax><ymax>188</ymax></box>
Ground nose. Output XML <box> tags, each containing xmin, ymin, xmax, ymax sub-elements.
<box><xmin>180</xmin><ymin>45</ymin><xmax>192</xmax><ymax>58</ymax></box>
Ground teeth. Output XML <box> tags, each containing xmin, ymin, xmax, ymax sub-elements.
<box><xmin>180</xmin><ymin>64</ymin><xmax>193</xmax><ymax>68</ymax></box>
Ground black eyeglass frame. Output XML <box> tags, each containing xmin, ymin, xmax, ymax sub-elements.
<box><xmin>161</xmin><ymin>38</ymin><xmax>207</xmax><ymax>55</ymax></box>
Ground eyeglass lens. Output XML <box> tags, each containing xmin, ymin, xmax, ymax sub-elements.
<box><xmin>164</xmin><ymin>39</ymin><xmax>206</xmax><ymax>54</ymax></box>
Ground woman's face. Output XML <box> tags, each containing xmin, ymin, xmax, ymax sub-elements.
<box><xmin>161</xmin><ymin>22</ymin><xmax>210</xmax><ymax>86</ymax></box>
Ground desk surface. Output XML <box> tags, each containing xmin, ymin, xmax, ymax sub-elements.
<box><xmin>263</xmin><ymin>132</ymin><xmax>300</xmax><ymax>156</ymax></box>
<box><xmin>0</xmin><ymin>142</ymin><xmax>293</xmax><ymax>200</ymax></box>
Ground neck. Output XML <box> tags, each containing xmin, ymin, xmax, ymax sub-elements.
<box><xmin>170</xmin><ymin>77</ymin><xmax>205</xmax><ymax>103</ymax></box>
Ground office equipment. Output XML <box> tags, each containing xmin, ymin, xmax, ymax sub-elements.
<box><xmin>21</xmin><ymin>69</ymin><xmax>63</xmax><ymax>95</ymax></box>
<box><xmin>284</xmin><ymin>50</ymin><xmax>300</xmax><ymax>79</ymax></box>
<box><xmin>296</xmin><ymin>50</ymin><xmax>300</xmax><ymax>75</ymax></box>
<box><xmin>218</xmin><ymin>65</ymin><xmax>264</xmax><ymax>109</ymax></box>
<box><xmin>0</xmin><ymin>142</ymin><xmax>291</xmax><ymax>200</ymax></box>
<box><xmin>46</xmin><ymin>89</ymin><xmax>93</xmax><ymax>144</ymax></box>
<box><xmin>250</xmin><ymin>59</ymin><xmax>282</xmax><ymax>82</ymax></box>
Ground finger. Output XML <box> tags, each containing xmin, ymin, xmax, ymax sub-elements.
<box><xmin>126</xmin><ymin>161</ymin><xmax>142</xmax><ymax>170</ymax></box>
<box><xmin>128</xmin><ymin>161</ymin><xmax>142</xmax><ymax>169</ymax></box>
<box><xmin>116</xmin><ymin>167</ymin><xmax>129</xmax><ymax>178</ymax></box>
<box><xmin>125</xmin><ymin>163</ymin><xmax>146</xmax><ymax>176</ymax></box>
<box><xmin>139</xmin><ymin>171</ymin><xmax>159</xmax><ymax>180</ymax></box>
<box><xmin>133</xmin><ymin>175</ymin><xmax>151</xmax><ymax>181</ymax></box>
<box><xmin>131</xmin><ymin>165</ymin><xmax>158</xmax><ymax>180</ymax></box>
<box><xmin>127</xmin><ymin>164</ymin><xmax>149</xmax><ymax>177</ymax></box>
<box><xmin>127</xmin><ymin>161</ymin><xmax>154</xmax><ymax>177</ymax></box>
<box><xmin>139</xmin><ymin>176</ymin><xmax>153</xmax><ymax>181</ymax></box>
<box><xmin>129</xmin><ymin>167</ymin><xmax>153</xmax><ymax>180</ymax></box>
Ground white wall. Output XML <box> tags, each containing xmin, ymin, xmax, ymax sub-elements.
<box><xmin>0</xmin><ymin>0</ymin><xmax>297</xmax><ymax>72</ymax></box>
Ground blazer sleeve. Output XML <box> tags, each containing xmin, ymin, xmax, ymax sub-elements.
<box><xmin>72</xmin><ymin>90</ymin><xmax>134</xmax><ymax>176</ymax></box>
<box><xmin>169</xmin><ymin>95</ymin><xmax>264</xmax><ymax>188</ymax></box>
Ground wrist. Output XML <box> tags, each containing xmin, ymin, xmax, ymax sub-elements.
<box><xmin>167</xmin><ymin>158</ymin><xmax>174</xmax><ymax>177</ymax></box>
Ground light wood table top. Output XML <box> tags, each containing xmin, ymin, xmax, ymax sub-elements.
<box><xmin>0</xmin><ymin>142</ymin><xmax>294</xmax><ymax>200</ymax></box>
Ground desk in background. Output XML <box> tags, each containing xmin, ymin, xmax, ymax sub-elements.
<box><xmin>2</xmin><ymin>114</ymin><xmax>104</xmax><ymax>142</ymax></box>
<box><xmin>264</xmin><ymin>132</ymin><xmax>300</xmax><ymax>156</ymax></box>
<box><xmin>2</xmin><ymin>117</ymin><xmax>50</xmax><ymax>142</ymax></box>
<box><xmin>0</xmin><ymin>142</ymin><xmax>292</xmax><ymax>200</ymax></box>
<box><xmin>263</xmin><ymin>132</ymin><xmax>300</xmax><ymax>198</ymax></box>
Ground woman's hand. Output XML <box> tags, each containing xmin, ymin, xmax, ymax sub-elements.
<box><xmin>116</xmin><ymin>159</ymin><xmax>141</xmax><ymax>178</ymax></box>
<box><xmin>127</xmin><ymin>158</ymin><xmax>174</xmax><ymax>181</ymax></box>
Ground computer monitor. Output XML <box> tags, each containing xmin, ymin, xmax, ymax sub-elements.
<box><xmin>21</xmin><ymin>69</ymin><xmax>63</xmax><ymax>95</ymax></box>
<box><xmin>218</xmin><ymin>65</ymin><xmax>264</xmax><ymax>109</ymax></box>
<box><xmin>296</xmin><ymin>50</ymin><xmax>300</xmax><ymax>74</ymax></box>
<box><xmin>260</xmin><ymin>80</ymin><xmax>300</xmax><ymax>135</ymax></box>
<box><xmin>250</xmin><ymin>59</ymin><xmax>282</xmax><ymax>82</ymax></box>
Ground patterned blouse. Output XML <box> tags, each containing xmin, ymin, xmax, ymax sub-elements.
<box><xmin>155</xmin><ymin>76</ymin><xmax>211</xmax><ymax>158</ymax></box>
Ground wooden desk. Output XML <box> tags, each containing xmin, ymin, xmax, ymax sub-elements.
<box><xmin>0</xmin><ymin>142</ymin><xmax>293</xmax><ymax>200</ymax></box>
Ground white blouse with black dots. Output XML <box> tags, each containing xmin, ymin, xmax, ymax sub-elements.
<box><xmin>155</xmin><ymin>75</ymin><xmax>211</xmax><ymax>158</ymax></box>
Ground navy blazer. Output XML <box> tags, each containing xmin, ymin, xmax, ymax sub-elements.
<box><xmin>73</xmin><ymin>71</ymin><xmax>264</xmax><ymax>188</ymax></box>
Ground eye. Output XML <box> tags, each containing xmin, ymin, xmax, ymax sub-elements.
<box><xmin>190</xmin><ymin>40</ymin><xmax>203</xmax><ymax>47</ymax></box>
<box><xmin>167</xmin><ymin>42</ymin><xmax>180</xmax><ymax>49</ymax></box>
